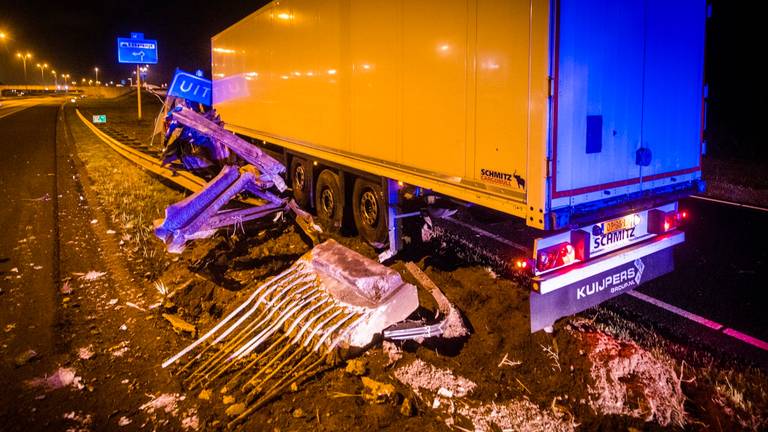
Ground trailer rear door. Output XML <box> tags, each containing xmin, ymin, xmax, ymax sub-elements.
<box><xmin>552</xmin><ymin>0</ymin><xmax>706</xmax><ymax>208</ymax></box>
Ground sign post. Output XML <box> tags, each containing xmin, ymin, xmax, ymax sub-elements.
<box><xmin>116</xmin><ymin>32</ymin><xmax>158</xmax><ymax>120</ymax></box>
<box><xmin>136</xmin><ymin>65</ymin><xmax>142</xmax><ymax>119</ymax></box>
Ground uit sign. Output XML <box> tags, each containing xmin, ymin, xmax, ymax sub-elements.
<box><xmin>168</xmin><ymin>69</ymin><xmax>212</xmax><ymax>106</ymax></box>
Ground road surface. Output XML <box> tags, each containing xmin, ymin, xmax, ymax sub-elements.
<box><xmin>610</xmin><ymin>196</ymin><xmax>768</xmax><ymax>365</ymax></box>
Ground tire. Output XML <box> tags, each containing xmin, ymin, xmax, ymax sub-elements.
<box><xmin>352</xmin><ymin>178</ymin><xmax>388</xmax><ymax>248</ymax></box>
<box><xmin>314</xmin><ymin>170</ymin><xmax>344</xmax><ymax>230</ymax></box>
<box><xmin>289</xmin><ymin>157</ymin><xmax>311</xmax><ymax>209</ymax></box>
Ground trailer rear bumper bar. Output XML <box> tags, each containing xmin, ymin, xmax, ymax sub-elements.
<box><xmin>529</xmin><ymin>230</ymin><xmax>684</xmax><ymax>332</ymax></box>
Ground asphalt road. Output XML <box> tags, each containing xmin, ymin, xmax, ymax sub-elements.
<box><xmin>0</xmin><ymin>103</ymin><xmax>62</xmax><ymax>361</ymax></box>
<box><xmin>611</xmin><ymin>196</ymin><xmax>768</xmax><ymax>363</ymax></box>
<box><xmin>641</xmin><ymin>197</ymin><xmax>768</xmax><ymax>340</ymax></box>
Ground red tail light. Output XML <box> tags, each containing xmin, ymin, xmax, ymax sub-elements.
<box><xmin>536</xmin><ymin>242</ymin><xmax>577</xmax><ymax>272</ymax></box>
<box><xmin>648</xmin><ymin>209</ymin><xmax>688</xmax><ymax>234</ymax></box>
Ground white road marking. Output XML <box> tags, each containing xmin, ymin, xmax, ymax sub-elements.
<box><xmin>722</xmin><ymin>328</ymin><xmax>768</xmax><ymax>351</ymax></box>
<box><xmin>627</xmin><ymin>290</ymin><xmax>768</xmax><ymax>352</ymax></box>
<box><xmin>627</xmin><ymin>290</ymin><xmax>723</xmax><ymax>330</ymax></box>
<box><xmin>0</xmin><ymin>106</ymin><xmax>31</xmax><ymax>119</ymax></box>
<box><xmin>691</xmin><ymin>195</ymin><xmax>768</xmax><ymax>212</ymax></box>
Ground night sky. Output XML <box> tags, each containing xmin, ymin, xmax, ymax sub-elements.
<box><xmin>0</xmin><ymin>0</ymin><xmax>762</xmax><ymax>160</ymax></box>
<box><xmin>0</xmin><ymin>0</ymin><xmax>269</xmax><ymax>85</ymax></box>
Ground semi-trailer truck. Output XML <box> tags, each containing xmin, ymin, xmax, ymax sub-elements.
<box><xmin>209</xmin><ymin>0</ymin><xmax>707</xmax><ymax>331</ymax></box>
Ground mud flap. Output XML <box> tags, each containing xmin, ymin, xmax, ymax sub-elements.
<box><xmin>530</xmin><ymin>234</ymin><xmax>681</xmax><ymax>332</ymax></box>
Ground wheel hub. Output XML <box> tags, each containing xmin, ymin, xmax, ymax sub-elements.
<box><xmin>321</xmin><ymin>188</ymin><xmax>335</xmax><ymax>215</ymax></box>
<box><xmin>293</xmin><ymin>165</ymin><xmax>305</xmax><ymax>191</ymax></box>
<box><xmin>360</xmin><ymin>190</ymin><xmax>378</xmax><ymax>227</ymax></box>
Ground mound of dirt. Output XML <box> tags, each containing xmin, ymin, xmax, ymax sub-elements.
<box><xmin>575</xmin><ymin>325</ymin><xmax>687</xmax><ymax>428</ymax></box>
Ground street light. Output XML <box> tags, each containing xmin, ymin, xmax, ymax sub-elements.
<box><xmin>16</xmin><ymin>52</ymin><xmax>32</xmax><ymax>83</ymax></box>
<box><xmin>94</xmin><ymin>67</ymin><xmax>99</xmax><ymax>85</ymax></box>
<box><xmin>36</xmin><ymin>63</ymin><xmax>48</xmax><ymax>83</ymax></box>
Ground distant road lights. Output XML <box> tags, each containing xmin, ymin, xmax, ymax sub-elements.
<box><xmin>94</xmin><ymin>67</ymin><xmax>99</xmax><ymax>84</ymax></box>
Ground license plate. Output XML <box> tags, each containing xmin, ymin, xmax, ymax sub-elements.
<box><xmin>604</xmin><ymin>214</ymin><xmax>639</xmax><ymax>233</ymax></box>
<box><xmin>591</xmin><ymin>213</ymin><xmax>646</xmax><ymax>256</ymax></box>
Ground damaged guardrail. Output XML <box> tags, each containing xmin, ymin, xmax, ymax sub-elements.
<box><xmin>154</xmin><ymin>106</ymin><xmax>319</xmax><ymax>253</ymax></box>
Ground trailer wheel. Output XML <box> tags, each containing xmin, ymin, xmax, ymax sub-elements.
<box><xmin>315</xmin><ymin>170</ymin><xmax>343</xmax><ymax>230</ymax></box>
<box><xmin>352</xmin><ymin>178</ymin><xmax>388</xmax><ymax>248</ymax></box>
<box><xmin>289</xmin><ymin>157</ymin><xmax>311</xmax><ymax>209</ymax></box>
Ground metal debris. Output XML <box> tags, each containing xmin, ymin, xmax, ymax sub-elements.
<box><xmin>163</xmin><ymin>239</ymin><xmax>418</xmax><ymax>428</ymax></box>
<box><xmin>383</xmin><ymin>263</ymin><xmax>469</xmax><ymax>341</ymax></box>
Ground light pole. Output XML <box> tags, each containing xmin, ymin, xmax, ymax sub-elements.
<box><xmin>36</xmin><ymin>63</ymin><xmax>48</xmax><ymax>83</ymax></box>
<box><xmin>16</xmin><ymin>52</ymin><xmax>32</xmax><ymax>83</ymax></box>
<box><xmin>94</xmin><ymin>67</ymin><xmax>99</xmax><ymax>85</ymax></box>
<box><xmin>51</xmin><ymin>70</ymin><xmax>57</xmax><ymax>86</ymax></box>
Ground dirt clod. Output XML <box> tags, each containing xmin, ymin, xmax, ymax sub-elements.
<box><xmin>226</xmin><ymin>403</ymin><xmax>246</xmax><ymax>417</ymax></box>
<box><xmin>14</xmin><ymin>349</ymin><xmax>39</xmax><ymax>367</ymax></box>
<box><xmin>361</xmin><ymin>376</ymin><xmax>396</xmax><ymax>404</ymax></box>
<box><xmin>345</xmin><ymin>358</ymin><xmax>367</xmax><ymax>376</ymax></box>
<box><xmin>400</xmin><ymin>397</ymin><xmax>415</xmax><ymax>417</ymax></box>
<box><xmin>163</xmin><ymin>313</ymin><xmax>196</xmax><ymax>336</ymax></box>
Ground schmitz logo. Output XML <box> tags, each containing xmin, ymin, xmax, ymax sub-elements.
<box><xmin>479</xmin><ymin>168</ymin><xmax>525</xmax><ymax>190</ymax></box>
<box><xmin>576</xmin><ymin>258</ymin><xmax>645</xmax><ymax>300</ymax></box>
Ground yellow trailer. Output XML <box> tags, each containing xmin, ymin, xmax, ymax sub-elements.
<box><xmin>211</xmin><ymin>0</ymin><xmax>706</xmax><ymax>330</ymax></box>
<box><xmin>212</xmin><ymin>0</ymin><xmax>550</xmax><ymax>231</ymax></box>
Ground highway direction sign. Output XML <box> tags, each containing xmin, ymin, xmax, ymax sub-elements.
<box><xmin>117</xmin><ymin>33</ymin><xmax>158</xmax><ymax>64</ymax></box>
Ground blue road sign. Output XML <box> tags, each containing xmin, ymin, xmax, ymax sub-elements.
<box><xmin>117</xmin><ymin>34</ymin><xmax>158</xmax><ymax>64</ymax></box>
<box><xmin>168</xmin><ymin>69</ymin><xmax>212</xmax><ymax>106</ymax></box>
